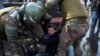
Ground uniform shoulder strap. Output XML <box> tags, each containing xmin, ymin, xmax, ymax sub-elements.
<box><xmin>18</xmin><ymin>2</ymin><xmax>28</xmax><ymax>25</ymax></box>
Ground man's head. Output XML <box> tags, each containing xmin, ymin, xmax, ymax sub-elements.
<box><xmin>47</xmin><ymin>23</ymin><xmax>58</xmax><ymax>35</ymax></box>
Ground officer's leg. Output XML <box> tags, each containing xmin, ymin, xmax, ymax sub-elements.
<box><xmin>69</xmin><ymin>29</ymin><xmax>83</xmax><ymax>56</ymax></box>
<box><xmin>70</xmin><ymin>18</ymin><xmax>87</xmax><ymax>56</ymax></box>
<box><xmin>58</xmin><ymin>24</ymin><xmax>74</xmax><ymax>56</ymax></box>
<box><xmin>73</xmin><ymin>38</ymin><xmax>82</xmax><ymax>56</ymax></box>
<box><xmin>76</xmin><ymin>18</ymin><xmax>88</xmax><ymax>56</ymax></box>
<box><xmin>58</xmin><ymin>30</ymin><xmax>72</xmax><ymax>56</ymax></box>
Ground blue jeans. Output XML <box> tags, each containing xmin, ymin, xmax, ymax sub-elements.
<box><xmin>91</xmin><ymin>10</ymin><xmax>97</xmax><ymax>28</ymax></box>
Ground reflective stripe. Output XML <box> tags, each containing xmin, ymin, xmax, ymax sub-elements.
<box><xmin>5</xmin><ymin>24</ymin><xmax>18</xmax><ymax>41</ymax></box>
<box><xmin>5</xmin><ymin>24</ymin><xmax>17</xmax><ymax>37</ymax></box>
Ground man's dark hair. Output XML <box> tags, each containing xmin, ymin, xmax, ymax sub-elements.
<box><xmin>47</xmin><ymin>23</ymin><xmax>62</xmax><ymax>31</ymax></box>
<box><xmin>48</xmin><ymin>23</ymin><xmax>57</xmax><ymax>30</ymax></box>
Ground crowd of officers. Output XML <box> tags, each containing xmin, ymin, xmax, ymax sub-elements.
<box><xmin>0</xmin><ymin>0</ymin><xmax>99</xmax><ymax>56</ymax></box>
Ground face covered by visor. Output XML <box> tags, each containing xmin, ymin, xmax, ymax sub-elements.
<box><xmin>24</xmin><ymin>15</ymin><xmax>44</xmax><ymax>38</ymax></box>
<box><xmin>24</xmin><ymin>2</ymin><xmax>44</xmax><ymax>37</ymax></box>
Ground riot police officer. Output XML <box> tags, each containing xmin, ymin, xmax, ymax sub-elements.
<box><xmin>3</xmin><ymin>0</ymin><xmax>51</xmax><ymax>56</ymax></box>
<box><xmin>45</xmin><ymin>0</ymin><xmax>88</xmax><ymax>56</ymax></box>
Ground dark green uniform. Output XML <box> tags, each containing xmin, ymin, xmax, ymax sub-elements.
<box><xmin>0</xmin><ymin>0</ymin><xmax>51</xmax><ymax>56</ymax></box>
<box><xmin>45</xmin><ymin>0</ymin><xmax>88</xmax><ymax>56</ymax></box>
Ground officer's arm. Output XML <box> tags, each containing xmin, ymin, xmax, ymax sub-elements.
<box><xmin>5</xmin><ymin>10</ymin><xmax>19</xmax><ymax>42</ymax></box>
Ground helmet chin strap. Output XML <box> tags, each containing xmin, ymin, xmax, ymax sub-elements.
<box><xmin>29</xmin><ymin>16</ymin><xmax>37</xmax><ymax>23</ymax></box>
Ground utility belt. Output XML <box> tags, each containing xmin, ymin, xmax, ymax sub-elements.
<box><xmin>65</xmin><ymin>18</ymin><xmax>86</xmax><ymax>31</ymax></box>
